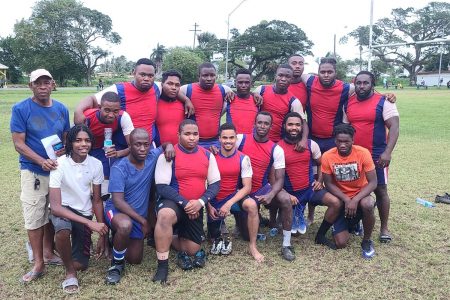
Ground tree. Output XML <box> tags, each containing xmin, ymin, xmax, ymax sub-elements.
<box><xmin>0</xmin><ymin>37</ymin><xmax>23</xmax><ymax>83</ymax></box>
<box><xmin>11</xmin><ymin>0</ymin><xmax>121</xmax><ymax>85</ymax></box>
<box><xmin>344</xmin><ymin>1</ymin><xmax>450</xmax><ymax>84</ymax></box>
<box><xmin>228</xmin><ymin>20</ymin><xmax>313</xmax><ymax>80</ymax></box>
<box><xmin>196</xmin><ymin>32</ymin><xmax>221</xmax><ymax>61</ymax></box>
<box><xmin>163</xmin><ymin>48</ymin><xmax>203</xmax><ymax>84</ymax></box>
<box><xmin>150</xmin><ymin>43</ymin><xmax>167</xmax><ymax>74</ymax></box>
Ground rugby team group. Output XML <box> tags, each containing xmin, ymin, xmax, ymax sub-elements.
<box><xmin>11</xmin><ymin>54</ymin><xmax>399</xmax><ymax>292</ymax></box>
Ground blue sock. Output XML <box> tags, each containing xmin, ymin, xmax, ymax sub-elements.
<box><xmin>113</xmin><ymin>247</ymin><xmax>126</xmax><ymax>264</ymax></box>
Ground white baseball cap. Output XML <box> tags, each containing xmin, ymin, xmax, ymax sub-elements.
<box><xmin>29</xmin><ymin>69</ymin><xmax>53</xmax><ymax>83</ymax></box>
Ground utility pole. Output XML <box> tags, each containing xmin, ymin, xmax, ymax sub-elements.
<box><xmin>190</xmin><ymin>23</ymin><xmax>201</xmax><ymax>49</ymax></box>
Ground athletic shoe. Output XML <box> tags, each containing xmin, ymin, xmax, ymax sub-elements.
<box><xmin>361</xmin><ymin>239</ymin><xmax>375</xmax><ymax>259</ymax></box>
<box><xmin>350</xmin><ymin>220</ymin><xmax>364</xmax><ymax>236</ymax></box>
<box><xmin>291</xmin><ymin>208</ymin><xmax>300</xmax><ymax>234</ymax></box>
<box><xmin>297</xmin><ymin>209</ymin><xmax>307</xmax><ymax>235</ymax></box>
<box><xmin>435</xmin><ymin>193</ymin><xmax>450</xmax><ymax>204</ymax></box>
<box><xmin>281</xmin><ymin>246</ymin><xmax>296</xmax><ymax>261</ymax></box>
<box><xmin>105</xmin><ymin>261</ymin><xmax>125</xmax><ymax>285</ymax></box>
<box><xmin>152</xmin><ymin>260</ymin><xmax>168</xmax><ymax>284</ymax></box>
<box><xmin>176</xmin><ymin>252</ymin><xmax>193</xmax><ymax>270</ymax></box>
<box><xmin>269</xmin><ymin>227</ymin><xmax>279</xmax><ymax>237</ymax></box>
<box><xmin>221</xmin><ymin>235</ymin><xmax>232</xmax><ymax>255</ymax></box>
<box><xmin>315</xmin><ymin>235</ymin><xmax>337</xmax><ymax>250</ymax></box>
<box><xmin>193</xmin><ymin>249</ymin><xmax>206</xmax><ymax>268</ymax></box>
<box><xmin>210</xmin><ymin>238</ymin><xmax>223</xmax><ymax>255</ymax></box>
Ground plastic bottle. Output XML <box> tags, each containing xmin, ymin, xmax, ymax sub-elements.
<box><xmin>269</xmin><ymin>227</ymin><xmax>279</xmax><ymax>237</ymax></box>
<box><xmin>104</xmin><ymin>128</ymin><xmax>113</xmax><ymax>148</ymax></box>
<box><xmin>256</xmin><ymin>233</ymin><xmax>266</xmax><ymax>241</ymax></box>
<box><xmin>416</xmin><ymin>198</ymin><xmax>435</xmax><ymax>208</ymax></box>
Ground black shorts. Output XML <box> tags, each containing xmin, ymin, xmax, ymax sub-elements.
<box><xmin>156</xmin><ymin>199</ymin><xmax>205</xmax><ymax>245</ymax></box>
<box><xmin>49</xmin><ymin>207</ymin><xmax>92</xmax><ymax>268</ymax></box>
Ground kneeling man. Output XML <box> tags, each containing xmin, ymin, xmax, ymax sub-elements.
<box><xmin>321</xmin><ymin>124</ymin><xmax>377</xmax><ymax>259</ymax></box>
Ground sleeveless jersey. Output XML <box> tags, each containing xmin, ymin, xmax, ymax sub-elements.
<box><xmin>278</xmin><ymin>139</ymin><xmax>313</xmax><ymax>192</ymax></box>
<box><xmin>288</xmin><ymin>81</ymin><xmax>307</xmax><ymax>107</ymax></box>
<box><xmin>215</xmin><ymin>150</ymin><xmax>246</xmax><ymax>201</ymax></box>
<box><xmin>155</xmin><ymin>99</ymin><xmax>185</xmax><ymax>145</ymax></box>
<box><xmin>226</xmin><ymin>95</ymin><xmax>259</xmax><ymax>134</ymax></box>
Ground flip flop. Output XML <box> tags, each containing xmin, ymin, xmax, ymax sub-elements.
<box><xmin>20</xmin><ymin>270</ymin><xmax>45</xmax><ymax>284</ymax></box>
<box><xmin>379</xmin><ymin>234</ymin><xmax>393</xmax><ymax>243</ymax></box>
<box><xmin>45</xmin><ymin>256</ymin><xmax>63</xmax><ymax>266</ymax></box>
<box><xmin>62</xmin><ymin>277</ymin><xmax>79</xmax><ymax>294</ymax></box>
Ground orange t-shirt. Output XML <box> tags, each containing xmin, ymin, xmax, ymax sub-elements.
<box><xmin>321</xmin><ymin>145</ymin><xmax>375</xmax><ymax>198</ymax></box>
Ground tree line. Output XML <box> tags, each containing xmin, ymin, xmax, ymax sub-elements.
<box><xmin>0</xmin><ymin>0</ymin><xmax>448</xmax><ymax>86</ymax></box>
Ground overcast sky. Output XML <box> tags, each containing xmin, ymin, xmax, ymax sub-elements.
<box><xmin>1</xmin><ymin>0</ymin><xmax>436</xmax><ymax>73</ymax></box>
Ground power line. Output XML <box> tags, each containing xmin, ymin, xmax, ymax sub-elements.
<box><xmin>189</xmin><ymin>23</ymin><xmax>201</xmax><ymax>49</ymax></box>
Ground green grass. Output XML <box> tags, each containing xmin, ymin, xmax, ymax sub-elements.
<box><xmin>0</xmin><ymin>87</ymin><xmax>449</xmax><ymax>299</ymax></box>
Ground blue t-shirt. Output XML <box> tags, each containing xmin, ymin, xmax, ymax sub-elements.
<box><xmin>107</xmin><ymin>147</ymin><xmax>163</xmax><ymax>217</ymax></box>
<box><xmin>10</xmin><ymin>98</ymin><xmax>70</xmax><ymax>176</ymax></box>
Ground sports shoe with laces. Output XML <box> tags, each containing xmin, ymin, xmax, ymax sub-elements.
<box><xmin>176</xmin><ymin>252</ymin><xmax>193</xmax><ymax>270</ymax></box>
<box><xmin>361</xmin><ymin>239</ymin><xmax>375</xmax><ymax>259</ymax></box>
<box><xmin>350</xmin><ymin>220</ymin><xmax>364</xmax><ymax>236</ymax></box>
<box><xmin>105</xmin><ymin>261</ymin><xmax>125</xmax><ymax>285</ymax></box>
<box><xmin>193</xmin><ymin>249</ymin><xmax>207</xmax><ymax>268</ymax></box>
<box><xmin>435</xmin><ymin>193</ymin><xmax>450</xmax><ymax>204</ymax></box>
<box><xmin>221</xmin><ymin>235</ymin><xmax>232</xmax><ymax>255</ymax></box>
<box><xmin>281</xmin><ymin>246</ymin><xmax>296</xmax><ymax>261</ymax></box>
<box><xmin>210</xmin><ymin>238</ymin><xmax>223</xmax><ymax>255</ymax></box>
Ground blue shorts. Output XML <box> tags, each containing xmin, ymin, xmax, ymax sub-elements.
<box><xmin>290</xmin><ymin>187</ymin><xmax>327</xmax><ymax>206</ymax></box>
<box><xmin>104</xmin><ymin>200</ymin><xmax>144</xmax><ymax>239</ymax></box>
<box><xmin>198</xmin><ymin>138</ymin><xmax>220</xmax><ymax>150</ymax></box>
<box><xmin>311</xmin><ymin>136</ymin><xmax>335</xmax><ymax>154</ymax></box>
<box><xmin>375</xmin><ymin>164</ymin><xmax>388</xmax><ymax>185</ymax></box>
<box><xmin>332</xmin><ymin>207</ymin><xmax>363</xmax><ymax>235</ymax></box>
<box><xmin>208</xmin><ymin>195</ymin><xmax>250</xmax><ymax>222</ymax></box>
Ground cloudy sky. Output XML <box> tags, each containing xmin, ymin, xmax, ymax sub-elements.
<box><xmin>0</xmin><ymin>0</ymin><xmax>436</xmax><ymax>73</ymax></box>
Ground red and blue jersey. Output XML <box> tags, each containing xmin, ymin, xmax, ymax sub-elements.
<box><xmin>115</xmin><ymin>82</ymin><xmax>160</xmax><ymax>141</ymax></box>
<box><xmin>186</xmin><ymin>83</ymin><xmax>225</xmax><ymax>140</ymax></box>
<box><xmin>83</xmin><ymin>108</ymin><xmax>127</xmax><ymax>150</ymax></box>
<box><xmin>238</xmin><ymin>134</ymin><xmax>276</xmax><ymax>194</ymax></box>
<box><xmin>306</xmin><ymin>76</ymin><xmax>350</xmax><ymax>138</ymax></box>
<box><xmin>170</xmin><ymin>144</ymin><xmax>211</xmax><ymax>200</ymax></box>
<box><xmin>155</xmin><ymin>99</ymin><xmax>185</xmax><ymax>145</ymax></box>
<box><xmin>226</xmin><ymin>95</ymin><xmax>259</xmax><ymax>134</ymax></box>
<box><xmin>215</xmin><ymin>150</ymin><xmax>245</xmax><ymax>201</ymax></box>
<box><xmin>278</xmin><ymin>139</ymin><xmax>314</xmax><ymax>192</ymax></box>
<box><xmin>260</xmin><ymin>85</ymin><xmax>298</xmax><ymax>142</ymax></box>
<box><xmin>345</xmin><ymin>93</ymin><xmax>387</xmax><ymax>159</ymax></box>
<box><xmin>288</xmin><ymin>81</ymin><xmax>307</xmax><ymax>108</ymax></box>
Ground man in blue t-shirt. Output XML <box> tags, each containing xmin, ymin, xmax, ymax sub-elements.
<box><xmin>10</xmin><ymin>69</ymin><xmax>70</xmax><ymax>283</ymax></box>
<box><xmin>104</xmin><ymin>128</ymin><xmax>174</xmax><ymax>285</ymax></box>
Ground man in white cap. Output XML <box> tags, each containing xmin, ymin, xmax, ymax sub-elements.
<box><xmin>10</xmin><ymin>69</ymin><xmax>70</xmax><ymax>283</ymax></box>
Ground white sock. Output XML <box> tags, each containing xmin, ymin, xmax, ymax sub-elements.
<box><xmin>282</xmin><ymin>230</ymin><xmax>291</xmax><ymax>247</ymax></box>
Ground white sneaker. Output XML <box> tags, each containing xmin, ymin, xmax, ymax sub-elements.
<box><xmin>221</xmin><ymin>235</ymin><xmax>232</xmax><ymax>255</ymax></box>
<box><xmin>210</xmin><ymin>238</ymin><xmax>223</xmax><ymax>255</ymax></box>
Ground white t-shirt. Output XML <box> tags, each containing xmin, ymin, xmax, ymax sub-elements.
<box><xmin>49</xmin><ymin>155</ymin><xmax>104</xmax><ymax>216</ymax></box>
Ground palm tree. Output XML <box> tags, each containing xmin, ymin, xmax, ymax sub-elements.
<box><xmin>150</xmin><ymin>43</ymin><xmax>167</xmax><ymax>75</ymax></box>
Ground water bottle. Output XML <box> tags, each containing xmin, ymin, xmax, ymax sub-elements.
<box><xmin>256</xmin><ymin>233</ymin><xmax>266</xmax><ymax>241</ymax></box>
<box><xmin>104</xmin><ymin>128</ymin><xmax>113</xmax><ymax>149</ymax></box>
<box><xmin>269</xmin><ymin>227</ymin><xmax>279</xmax><ymax>237</ymax></box>
<box><xmin>416</xmin><ymin>198</ymin><xmax>435</xmax><ymax>208</ymax></box>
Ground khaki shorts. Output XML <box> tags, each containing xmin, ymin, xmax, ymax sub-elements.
<box><xmin>20</xmin><ymin>169</ymin><xmax>50</xmax><ymax>230</ymax></box>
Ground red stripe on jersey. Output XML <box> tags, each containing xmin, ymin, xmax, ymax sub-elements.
<box><xmin>173</xmin><ymin>144</ymin><xmax>210</xmax><ymax>200</ymax></box>
<box><xmin>288</xmin><ymin>82</ymin><xmax>307</xmax><ymax>107</ymax></box>
<box><xmin>156</xmin><ymin>99</ymin><xmax>184</xmax><ymax>145</ymax></box>
<box><xmin>84</xmin><ymin>108</ymin><xmax>121</xmax><ymax>149</ymax></box>
<box><xmin>239</xmin><ymin>134</ymin><xmax>275</xmax><ymax>194</ymax></box>
<box><xmin>190</xmin><ymin>83</ymin><xmax>224</xmax><ymax>139</ymax></box>
<box><xmin>121</xmin><ymin>82</ymin><xmax>157</xmax><ymax>138</ymax></box>
<box><xmin>278</xmin><ymin>139</ymin><xmax>312</xmax><ymax>191</ymax></box>
<box><xmin>261</xmin><ymin>85</ymin><xmax>296</xmax><ymax>142</ymax></box>
<box><xmin>215</xmin><ymin>150</ymin><xmax>244</xmax><ymax>201</ymax></box>
<box><xmin>308</xmin><ymin>77</ymin><xmax>346</xmax><ymax>138</ymax></box>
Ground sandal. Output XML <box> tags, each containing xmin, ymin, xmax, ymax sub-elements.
<box><xmin>62</xmin><ymin>277</ymin><xmax>79</xmax><ymax>294</ymax></box>
<box><xmin>20</xmin><ymin>270</ymin><xmax>45</xmax><ymax>283</ymax></box>
<box><xmin>379</xmin><ymin>234</ymin><xmax>392</xmax><ymax>243</ymax></box>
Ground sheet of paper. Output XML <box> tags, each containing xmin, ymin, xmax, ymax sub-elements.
<box><xmin>40</xmin><ymin>134</ymin><xmax>62</xmax><ymax>160</ymax></box>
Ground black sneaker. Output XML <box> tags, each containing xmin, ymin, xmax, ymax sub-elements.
<box><xmin>315</xmin><ymin>235</ymin><xmax>337</xmax><ymax>250</ymax></box>
<box><xmin>281</xmin><ymin>246</ymin><xmax>296</xmax><ymax>261</ymax></box>
<box><xmin>361</xmin><ymin>239</ymin><xmax>375</xmax><ymax>259</ymax></box>
<box><xmin>105</xmin><ymin>262</ymin><xmax>125</xmax><ymax>285</ymax></box>
<box><xmin>435</xmin><ymin>193</ymin><xmax>450</xmax><ymax>204</ymax></box>
<box><xmin>193</xmin><ymin>249</ymin><xmax>206</xmax><ymax>268</ymax></box>
<box><xmin>152</xmin><ymin>260</ymin><xmax>168</xmax><ymax>284</ymax></box>
<box><xmin>221</xmin><ymin>235</ymin><xmax>232</xmax><ymax>255</ymax></box>
<box><xmin>147</xmin><ymin>236</ymin><xmax>156</xmax><ymax>248</ymax></box>
<box><xmin>176</xmin><ymin>252</ymin><xmax>193</xmax><ymax>271</ymax></box>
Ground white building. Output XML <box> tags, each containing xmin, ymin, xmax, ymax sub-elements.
<box><xmin>416</xmin><ymin>70</ymin><xmax>450</xmax><ymax>86</ymax></box>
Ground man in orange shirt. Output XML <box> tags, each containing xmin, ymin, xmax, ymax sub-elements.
<box><xmin>321</xmin><ymin>124</ymin><xmax>377</xmax><ymax>259</ymax></box>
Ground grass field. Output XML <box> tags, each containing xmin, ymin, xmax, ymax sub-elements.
<box><xmin>0</xmin><ymin>87</ymin><xmax>449</xmax><ymax>299</ymax></box>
